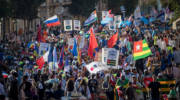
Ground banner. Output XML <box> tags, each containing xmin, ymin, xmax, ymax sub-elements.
<box><xmin>39</xmin><ymin>43</ymin><xmax>50</xmax><ymax>56</ymax></box>
<box><xmin>73</xmin><ymin>20</ymin><xmax>81</xmax><ymax>30</ymax></box>
<box><xmin>64</xmin><ymin>20</ymin><xmax>72</xmax><ymax>31</ymax></box>
<box><xmin>102</xmin><ymin>48</ymin><xmax>119</xmax><ymax>68</ymax></box>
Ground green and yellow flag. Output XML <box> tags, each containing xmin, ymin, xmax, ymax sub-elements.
<box><xmin>133</xmin><ymin>39</ymin><xmax>152</xmax><ymax>60</ymax></box>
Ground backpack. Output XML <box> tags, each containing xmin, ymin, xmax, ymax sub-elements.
<box><xmin>102</xmin><ymin>81</ymin><xmax>109</xmax><ymax>90</ymax></box>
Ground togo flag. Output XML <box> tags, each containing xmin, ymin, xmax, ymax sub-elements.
<box><xmin>133</xmin><ymin>40</ymin><xmax>152</xmax><ymax>60</ymax></box>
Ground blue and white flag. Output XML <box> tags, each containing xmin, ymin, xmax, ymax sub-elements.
<box><xmin>84</xmin><ymin>10</ymin><xmax>97</xmax><ymax>26</ymax></box>
<box><xmin>52</xmin><ymin>47</ymin><xmax>58</xmax><ymax>71</ymax></box>
<box><xmin>48</xmin><ymin>45</ymin><xmax>54</xmax><ymax>71</ymax></box>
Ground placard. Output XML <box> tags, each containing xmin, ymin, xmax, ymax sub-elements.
<box><xmin>114</xmin><ymin>15</ymin><xmax>122</xmax><ymax>27</ymax></box>
<box><xmin>102</xmin><ymin>48</ymin><xmax>119</xmax><ymax>68</ymax></box>
<box><xmin>39</xmin><ymin>43</ymin><xmax>50</xmax><ymax>56</ymax></box>
<box><xmin>64</xmin><ymin>20</ymin><xmax>72</xmax><ymax>31</ymax></box>
<box><xmin>109</xmin><ymin>21</ymin><xmax>116</xmax><ymax>30</ymax></box>
<box><xmin>73</xmin><ymin>20</ymin><xmax>81</xmax><ymax>30</ymax></box>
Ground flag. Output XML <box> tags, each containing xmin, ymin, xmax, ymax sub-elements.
<box><xmin>101</xmin><ymin>10</ymin><xmax>114</xmax><ymax>25</ymax></box>
<box><xmin>72</xmin><ymin>38</ymin><xmax>78</xmax><ymax>56</ymax></box>
<box><xmin>144</xmin><ymin>77</ymin><xmax>153</xmax><ymax>87</ymax></box>
<box><xmin>85</xmin><ymin>62</ymin><xmax>106</xmax><ymax>74</ymax></box>
<box><xmin>157</xmin><ymin>79</ymin><xmax>176</xmax><ymax>92</ymax></box>
<box><xmin>79</xmin><ymin>35</ymin><xmax>85</xmax><ymax>49</ymax></box>
<box><xmin>108</xmin><ymin>32</ymin><xmax>118</xmax><ymax>48</ymax></box>
<box><xmin>88</xmin><ymin>27</ymin><xmax>98</xmax><ymax>58</ymax></box>
<box><xmin>52</xmin><ymin>47</ymin><xmax>58</xmax><ymax>71</ymax></box>
<box><xmin>2</xmin><ymin>72</ymin><xmax>8</xmax><ymax>78</ymax></box>
<box><xmin>140</xmin><ymin>16</ymin><xmax>149</xmax><ymax>24</ymax></box>
<box><xmin>27</xmin><ymin>42</ymin><xmax>35</xmax><ymax>49</ymax></box>
<box><xmin>37</xmin><ymin>25</ymin><xmax>42</xmax><ymax>42</ymax></box>
<box><xmin>58</xmin><ymin>47</ymin><xmax>64</xmax><ymax>69</ymax></box>
<box><xmin>84</xmin><ymin>10</ymin><xmax>97</xmax><ymax>26</ymax></box>
<box><xmin>156</xmin><ymin>11</ymin><xmax>165</xmax><ymax>22</ymax></box>
<box><xmin>44</xmin><ymin>15</ymin><xmax>60</xmax><ymax>27</ymax></box>
<box><xmin>33</xmin><ymin>43</ymin><xmax>39</xmax><ymax>57</ymax></box>
<box><xmin>48</xmin><ymin>45</ymin><xmax>54</xmax><ymax>71</ymax></box>
<box><xmin>133</xmin><ymin>40</ymin><xmax>152</xmax><ymax>60</ymax></box>
<box><xmin>77</xmin><ymin>49</ymin><xmax>81</xmax><ymax>64</ymax></box>
<box><xmin>36</xmin><ymin>51</ymin><xmax>49</xmax><ymax>69</ymax></box>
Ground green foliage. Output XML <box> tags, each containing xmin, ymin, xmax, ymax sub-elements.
<box><xmin>0</xmin><ymin>0</ymin><xmax>11</xmax><ymax>18</ymax></box>
<box><xmin>69</xmin><ymin>0</ymin><xmax>98</xmax><ymax>17</ymax></box>
<box><xmin>11</xmin><ymin>0</ymin><xmax>45</xmax><ymax>20</ymax></box>
<box><xmin>107</xmin><ymin>0</ymin><xmax>138</xmax><ymax>16</ymax></box>
<box><xmin>145</xmin><ymin>0</ymin><xmax>180</xmax><ymax>22</ymax></box>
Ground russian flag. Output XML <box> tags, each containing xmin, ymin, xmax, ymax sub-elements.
<box><xmin>2</xmin><ymin>72</ymin><xmax>8</xmax><ymax>78</ymax></box>
<box><xmin>44</xmin><ymin>15</ymin><xmax>60</xmax><ymax>27</ymax></box>
<box><xmin>84</xmin><ymin>10</ymin><xmax>98</xmax><ymax>26</ymax></box>
<box><xmin>36</xmin><ymin>51</ymin><xmax>49</xmax><ymax>69</ymax></box>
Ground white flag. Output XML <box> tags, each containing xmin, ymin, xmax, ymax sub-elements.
<box><xmin>85</xmin><ymin>62</ymin><xmax>107</xmax><ymax>74</ymax></box>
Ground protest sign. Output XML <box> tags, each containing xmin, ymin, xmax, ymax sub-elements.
<box><xmin>102</xmin><ymin>48</ymin><xmax>119</xmax><ymax>68</ymax></box>
<box><xmin>107</xmin><ymin>48</ymin><xmax>119</xmax><ymax>67</ymax></box>
<box><xmin>109</xmin><ymin>21</ymin><xmax>116</xmax><ymax>30</ymax></box>
<box><xmin>73</xmin><ymin>20</ymin><xmax>81</xmax><ymax>30</ymax></box>
<box><xmin>114</xmin><ymin>15</ymin><xmax>122</xmax><ymax>27</ymax></box>
<box><xmin>64</xmin><ymin>20</ymin><xmax>72</xmax><ymax>31</ymax></box>
<box><xmin>39</xmin><ymin>43</ymin><xmax>50</xmax><ymax>56</ymax></box>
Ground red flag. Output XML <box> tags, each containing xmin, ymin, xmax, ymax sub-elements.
<box><xmin>108</xmin><ymin>32</ymin><xmax>118</xmax><ymax>48</ymax></box>
<box><xmin>88</xmin><ymin>27</ymin><xmax>98</xmax><ymax>58</ymax></box>
<box><xmin>37</xmin><ymin>25</ymin><xmax>41</xmax><ymax>42</ymax></box>
<box><xmin>144</xmin><ymin>77</ymin><xmax>153</xmax><ymax>87</ymax></box>
<box><xmin>36</xmin><ymin>51</ymin><xmax>49</xmax><ymax>69</ymax></box>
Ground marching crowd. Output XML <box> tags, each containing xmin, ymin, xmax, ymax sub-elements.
<box><xmin>1</xmin><ymin>15</ymin><xmax>180</xmax><ymax>100</ymax></box>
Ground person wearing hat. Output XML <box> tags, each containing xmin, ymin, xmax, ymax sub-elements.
<box><xmin>124</xmin><ymin>66</ymin><xmax>132</xmax><ymax>80</ymax></box>
<box><xmin>131</xmin><ymin>75</ymin><xmax>143</xmax><ymax>100</ymax></box>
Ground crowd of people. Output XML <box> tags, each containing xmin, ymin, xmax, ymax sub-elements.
<box><xmin>1</xmin><ymin>12</ymin><xmax>180</xmax><ymax>100</ymax></box>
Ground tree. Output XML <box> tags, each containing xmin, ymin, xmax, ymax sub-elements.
<box><xmin>10</xmin><ymin>0</ymin><xmax>45</xmax><ymax>20</ymax></box>
<box><xmin>0</xmin><ymin>0</ymin><xmax>11</xmax><ymax>18</ymax></box>
<box><xmin>69</xmin><ymin>0</ymin><xmax>98</xmax><ymax>17</ymax></box>
<box><xmin>145</xmin><ymin>0</ymin><xmax>180</xmax><ymax>22</ymax></box>
<box><xmin>107</xmin><ymin>0</ymin><xmax>138</xmax><ymax>16</ymax></box>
